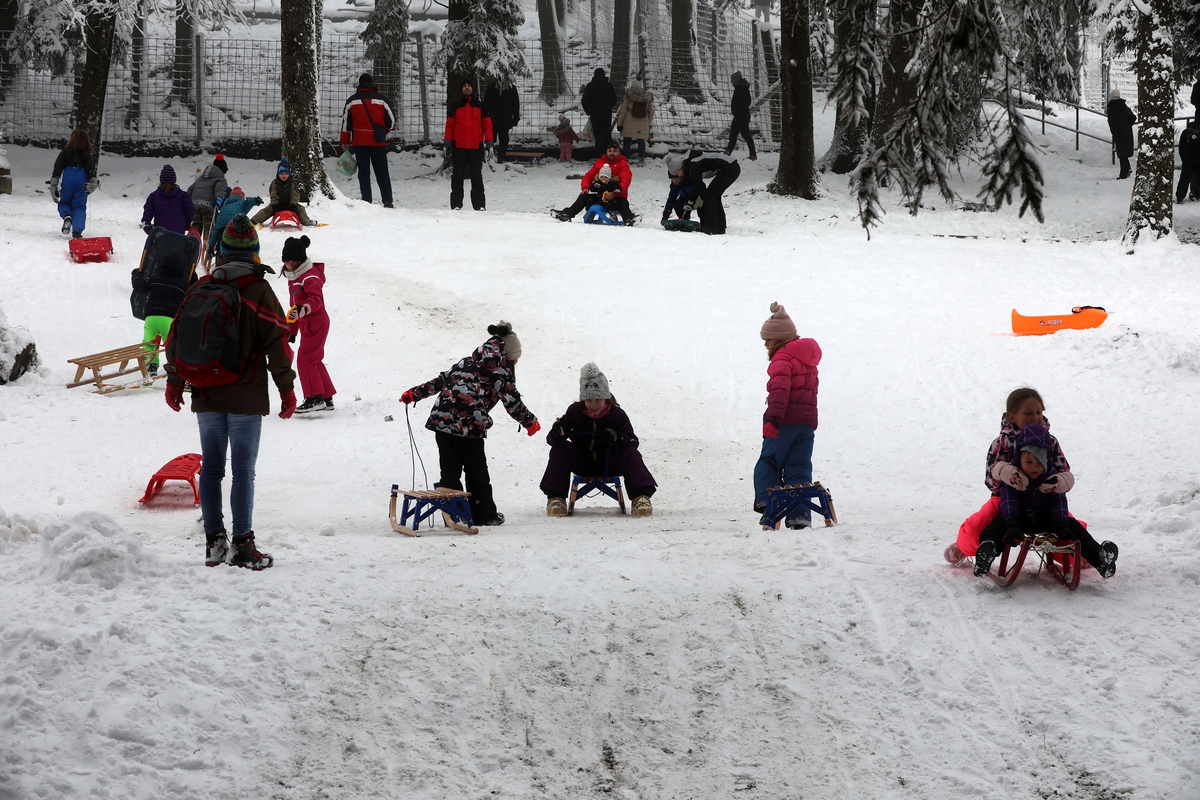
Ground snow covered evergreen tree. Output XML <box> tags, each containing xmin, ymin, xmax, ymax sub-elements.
<box><xmin>280</xmin><ymin>0</ymin><xmax>333</xmax><ymax>200</ymax></box>
<box><xmin>819</xmin><ymin>0</ymin><xmax>877</xmax><ymax>174</ymax></box>
<box><xmin>440</xmin><ymin>0</ymin><xmax>529</xmax><ymax>102</ymax></box>
<box><xmin>360</xmin><ymin>0</ymin><xmax>410</xmax><ymax>115</ymax></box>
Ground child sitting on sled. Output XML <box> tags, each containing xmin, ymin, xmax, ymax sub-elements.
<box><xmin>582</xmin><ymin>165</ymin><xmax>632</xmax><ymax>224</ymax></box>
<box><xmin>400</xmin><ymin>322</ymin><xmax>540</xmax><ymax>527</ymax></box>
<box><xmin>973</xmin><ymin>423</ymin><xmax>1118</xmax><ymax>578</ymax></box>
<box><xmin>540</xmin><ymin>363</ymin><xmax>657</xmax><ymax>518</ymax></box>
<box><xmin>752</xmin><ymin>302</ymin><xmax>822</xmax><ymax>529</ymax></box>
<box><xmin>250</xmin><ymin>158</ymin><xmax>315</xmax><ymax>226</ymax></box>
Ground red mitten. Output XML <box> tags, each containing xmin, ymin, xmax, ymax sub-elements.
<box><xmin>992</xmin><ymin>461</ymin><xmax>1028</xmax><ymax>491</ymax></box>
<box><xmin>400</xmin><ymin>390</ymin><xmax>415</xmax><ymax>404</ymax></box>
<box><xmin>279</xmin><ymin>389</ymin><xmax>297</xmax><ymax>419</ymax></box>
<box><xmin>763</xmin><ymin>421</ymin><xmax>779</xmax><ymax>438</ymax></box>
<box><xmin>527</xmin><ymin>420</ymin><xmax>542</xmax><ymax>437</ymax></box>
<box><xmin>164</xmin><ymin>381</ymin><xmax>183</xmax><ymax>412</ymax></box>
<box><xmin>1041</xmin><ymin>470</ymin><xmax>1075</xmax><ymax>494</ymax></box>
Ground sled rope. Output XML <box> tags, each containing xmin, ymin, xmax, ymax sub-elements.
<box><xmin>405</xmin><ymin>404</ymin><xmax>429</xmax><ymax>492</ymax></box>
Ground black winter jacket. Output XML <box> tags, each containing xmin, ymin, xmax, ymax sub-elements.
<box><xmin>583</xmin><ymin>77</ymin><xmax>617</xmax><ymax>119</ymax></box>
<box><xmin>731</xmin><ymin>81</ymin><xmax>752</xmax><ymax>120</ymax></box>
<box><xmin>546</xmin><ymin>402</ymin><xmax>640</xmax><ymax>473</ymax></box>
<box><xmin>485</xmin><ymin>85</ymin><xmax>521</xmax><ymax>130</ymax></box>
<box><xmin>1107</xmin><ymin>99</ymin><xmax>1138</xmax><ymax>158</ymax></box>
<box><xmin>52</xmin><ymin>148</ymin><xmax>95</xmax><ymax>180</ymax></box>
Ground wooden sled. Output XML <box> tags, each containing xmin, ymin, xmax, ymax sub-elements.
<box><xmin>388</xmin><ymin>484</ymin><xmax>478</xmax><ymax>537</ymax></box>
<box><xmin>1012</xmin><ymin>306</ymin><xmax>1107</xmax><ymax>336</ymax></box>
<box><xmin>985</xmin><ymin>534</ymin><xmax>1083</xmax><ymax>590</ymax></box>
<box><xmin>67</xmin><ymin>339</ymin><xmax>164</xmax><ymax>394</ymax></box>
<box><xmin>762</xmin><ymin>482</ymin><xmax>837</xmax><ymax>530</ymax></box>
<box><xmin>567</xmin><ymin>475</ymin><xmax>626</xmax><ymax>515</ymax></box>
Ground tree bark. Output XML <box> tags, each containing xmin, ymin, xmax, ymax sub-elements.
<box><xmin>1124</xmin><ymin>0</ymin><xmax>1174</xmax><ymax>245</ymax></box>
<box><xmin>538</xmin><ymin>0</ymin><xmax>569</xmax><ymax>100</ymax></box>
<box><xmin>818</xmin><ymin>0</ymin><xmax>872</xmax><ymax>174</ymax></box>
<box><xmin>869</xmin><ymin>0</ymin><xmax>920</xmax><ymax>155</ymax></box>
<box><xmin>75</xmin><ymin>10</ymin><xmax>116</xmax><ymax>167</ymax></box>
<box><xmin>281</xmin><ymin>0</ymin><xmax>333</xmax><ymax>201</ymax></box>
<box><xmin>761</xmin><ymin>26</ymin><xmax>781</xmax><ymax>140</ymax></box>
<box><xmin>172</xmin><ymin>0</ymin><xmax>194</xmax><ymax>109</ymax></box>
<box><xmin>125</xmin><ymin>8</ymin><xmax>146</xmax><ymax>130</ymax></box>
<box><xmin>611</xmin><ymin>0</ymin><xmax>632</xmax><ymax>95</ymax></box>
<box><xmin>669</xmin><ymin>0</ymin><xmax>703</xmax><ymax>103</ymax></box>
<box><xmin>770</xmin><ymin>0</ymin><xmax>816</xmax><ymax>198</ymax></box>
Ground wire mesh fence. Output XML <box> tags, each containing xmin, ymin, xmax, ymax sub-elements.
<box><xmin>0</xmin><ymin>20</ymin><xmax>785</xmax><ymax>156</ymax></box>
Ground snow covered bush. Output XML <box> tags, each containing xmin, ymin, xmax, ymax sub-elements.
<box><xmin>0</xmin><ymin>301</ymin><xmax>38</xmax><ymax>385</ymax></box>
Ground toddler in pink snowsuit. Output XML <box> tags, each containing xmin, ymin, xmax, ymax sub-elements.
<box><xmin>555</xmin><ymin>115</ymin><xmax>580</xmax><ymax>162</ymax></box>
<box><xmin>281</xmin><ymin>235</ymin><xmax>335</xmax><ymax>414</ymax></box>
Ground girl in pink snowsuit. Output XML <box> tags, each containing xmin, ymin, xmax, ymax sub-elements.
<box><xmin>281</xmin><ymin>235</ymin><xmax>336</xmax><ymax>414</ymax></box>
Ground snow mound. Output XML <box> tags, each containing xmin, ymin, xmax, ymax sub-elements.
<box><xmin>0</xmin><ymin>506</ymin><xmax>39</xmax><ymax>553</ymax></box>
<box><xmin>39</xmin><ymin>512</ymin><xmax>162</xmax><ymax>588</ymax></box>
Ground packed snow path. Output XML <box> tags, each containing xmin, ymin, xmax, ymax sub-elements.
<box><xmin>1</xmin><ymin>128</ymin><xmax>1199</xmax><ymax>798</ymax></box>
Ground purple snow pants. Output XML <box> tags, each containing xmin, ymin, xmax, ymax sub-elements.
<box><xmin>540</xmin><ymin>441</ymin><xmax>657</xmax><ymax>498</ymax></box>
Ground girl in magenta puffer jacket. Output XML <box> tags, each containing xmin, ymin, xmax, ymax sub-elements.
<box><xmin>281</xmin><ymin>235</ymin><xmax>336</xmax><ymax>414</ymax></box>
<box><xmin>753</xmin><ymin>302</ymin><xmax>822</xmax><ymax>528</ymax></box>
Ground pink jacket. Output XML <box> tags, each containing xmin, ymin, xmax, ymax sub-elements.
<box><xmin>764</xmin><ymin>337</ymin><xmax>821</xmax><ymax>428</ymax></box>
<box><xmin>286</xmin><ymin>261</ymin><xmax>328</xmax><ymax>334</ymax></box>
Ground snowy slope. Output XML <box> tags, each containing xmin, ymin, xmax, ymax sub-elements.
<box><xmin>1</xmin><ymin>113</ymin><xmax>1200</xmax><ymax>799</ymax></box>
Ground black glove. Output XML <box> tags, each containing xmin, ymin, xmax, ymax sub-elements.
<box><xmin>288</xmin><ymin>334</ymin><xmax>296</xmax><ymax>344</ymax></box>
<box><xmin>1003</xmin><ymin>521</ymin><xmax>1023</xmax><ymax>547</ymax></box>
<box><xmin>603</xmin><ymin>428</ymin><xmax>624</xmax><ymax>447</ymax></box>
<box><xmin>550</xmin><ymin>421</ymin><xmax>568</xmax><ymax>442</ymax></box>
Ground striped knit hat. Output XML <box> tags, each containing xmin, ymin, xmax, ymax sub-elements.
<box><xmin>159</xmin><ymin>164</ymin><xmax>176</xmax><ymax>184</ymax></box>
<box><xmin>221</xmin><ymin>214</ymin><xmax>260</xmax><ymax>254</ymax></box>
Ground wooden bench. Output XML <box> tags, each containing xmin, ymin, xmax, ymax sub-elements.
<box><xmin>67</xmin><ymin>340</ymin><xmax>164</xmax><ymax>394</ymax></box>
<box><xmin>504</xmin><ymin>150</ymin><xmax>545</xmax><ymax>165</ymax></box>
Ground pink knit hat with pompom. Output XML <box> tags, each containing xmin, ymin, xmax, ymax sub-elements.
<box><xmin>760</xmin><ymin>302</ymin><xmax>797</xmax><ymax>340</ymax></box>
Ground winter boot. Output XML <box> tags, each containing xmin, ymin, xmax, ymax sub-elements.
<box><xmin>546</xmin><ymin>497</ymin><xmax>568</xmax><ymax>517</ymax></box>
<box><xmin>785</xmin><ymin>512</ymin><xmax>812</xmax><ymax>530</ymax></box>
<box><xmin>205</xmin><ymin>530</ymin><xmax>230</xmax><ymax>567</ymax></box>
<box><xmin>383</xmin><ymin>202</ymin><xmax>394</xmax><ymax>209</ymax></box>
<box><xmin>477</xmin><ymin>513</ymin><xmax>505</xmax><ymax>527</ymax></box>
<box><xmin>72</xmin><ymin>231</ymin><xmax>82</xmax><ymax>239</ymax></box>
<box><xmin>1098</xmin><ymin>541</ymin><xmax>1119</xmax><ymax>579</ymax></box>
<box><xmin>631</xmin><ymin>495</ymin><xmax>653</xmax><ymax>518</ymax></box>
<box><xmin>229</xmin><ymin>533</ymin><xmax>273</xmax><ymax>570</ymax></box>
<box><xmin>553</xmin><ymin>209</ymin><xmax>571</xmax><ymax>222</ymax></box>
<box><xmin>322</xmin><ymin>397</ymin><xmax>335</xmax><ymax>411</ymax></box>
<box><xmin>974</xmin><ymin>540</ymin><xmax>1000</xmax><ymax>577</ymax></box>
<box><xmin>61</xmin><ymin>216</ymin><xmax>72</xmax><ymax>235</ymax></box>
<box><xmin>295</xmin><ymin>396</ymin><xmax>327</xmax><ymax>414</ymax></box>
<box><xmin>148</xmin><ymin>362</ymin><xmax>158</xmax><ymax>378</ymax></box>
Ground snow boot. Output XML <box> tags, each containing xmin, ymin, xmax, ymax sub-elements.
<box><xmin>974</xmin><ymin>540</ymin><xmax>1000</xmax><ymax>577</ymax></box>
<box><xmin>477</xmin><ymin>513</ymin><xmax>505</xmax><ymax>527</ymax></box>
<box><xmin>1098</xmin><ymin>541</ymin><xmax>1119</xmax><ymax>579</ymax></box>
<box><xmin>553</xmin><ymin>209</ymin><xmax>571</xmax><ymax>222</ymax></box>
<box><xmin>383</xmin><ymin>202</ymin><xmax>394</xmax><ymax>209</ymax></box>
<box><xmin>785</xmin><ymin>513</ymin><xmax>811</xmax><ymax>530</ymax></box>
<box><xmin>229</xmin><ymin>533</ymin><xmax>273</xmax><ymax>570</ymax></box>
<box><xmin>205</xmin><ymin>530</ymin><xmax>230</xmax><ymax>567</ymax></box>
<box><xmin>546</xmin><ymin>497</ymin><xmax>568</xmax><ymax>517</ymax></box>
<box><xmin>631</xmin><ymin>495</ymin><xmax>653</xmax><ymax>518</ymax></box>
<box><xmin>147</xmin><ymin>362</ymin><xmax>158</xmax><ymax>378</ymax></box>
<box><xmin>61</xmin><ymin>216</ymin><xmax>72</xmax><ymax>235</ymax></box>
<box><xmin>295</xmin><ymin>396</ymin><xmax>327</xmax><ymax>414</ymax></box>
<box><xmin>72</xmin><ymin>230</ymin><xmax>82</xmax><ymax>239</ymax></box>
<box><xmin>322</xmin><ymin>397</ymin><xmax>334</xmax><ymax>411</ymax></box>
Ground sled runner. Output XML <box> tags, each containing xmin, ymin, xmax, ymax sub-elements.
<box><xmin>139</xmin><ymin>453</ymin><xmax>202</xmax><ymax>506</ymax></box>
<box><xmin>761</xmin><ymin>482</ymin><xmax>837</xmax><ymax>530</ymax></box>
<box><xmin>68</xmin><ymin>236</ymin><xmax>114</xmax><ymax>263</ymax></box>
<box><xmin>1011</xmin><ymin>306</ymin><xmax>1107</xmax><ymax>336</ymax></box>
<box><xmin>67</xmin><ymin>339</ymin><xmax>164</xmax><ymax>393</ymax></box>
<box><xmin>131</xmin><ymin>227</ymin><xmax>200</xmax><ymax>320</ymax></box>
<box><xmin>267</xmin><ymin>211</ymin><xmax>303</xmax><ymax>231</ymax></box>
<box><xmin>661</xmin><ymin>219</ymin><xmax>701</xmax><ymax>233</ymax></box>
<box><xmin>568</xmin><ymin>475</ymin><xmax>626</xmax><ymax>515</ymax></box>
<box><xmin>979</xmin><ymin>533</ymin><xmax>1084</xmax><ymax>590</ymax></box>
<box><xmin>389</xmin><ymin>484</ymin><xmax>478</xmax><ymax>537</ymax></box>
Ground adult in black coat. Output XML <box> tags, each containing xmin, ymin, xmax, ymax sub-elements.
<box><xmin>1106</xmin><ymin>88</ymin><xmax>1137</xmax><ymax>180</ymax></box>
<box><xmin>484</xmin><ymin>83</ymin><xmax>521</xmax><ymax>162</ymax></box>
<box><xmin>667</xmin><ymin>150</ymin><xmax>741</xmax><ymax>235</ymax></box>
<box><xmin>1191</xmin><ymin>80</ymin><xmax>1200</xmax><ymax>111</ymax></box>
<box><xmin>726</xmin><ymin>71</ymin><xmax>757</xmax><ymax>160</ymax></box>
<box><xmin>581</xmin><ymin>68</ymin><xmax>618</xmax><ymax>153</ymax></box>
<box><xmin>1178</xmin><ymin>119</ymin><xmax>1200</xmax><ymax>203</ymax></box>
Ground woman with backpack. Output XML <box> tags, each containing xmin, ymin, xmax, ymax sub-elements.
<box><xmin>616</xmin><ymin>78</ymin><xmax>655</xmax><ymax>167</ymax></box>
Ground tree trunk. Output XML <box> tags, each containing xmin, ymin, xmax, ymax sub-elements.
<box><xmin>770</xmin><ymin>0</ymin><xmax>816</xmax><ymax>198</ymax></box>
<box><xmin>817</xmin><ymin>1</ymin><xmax>872</xmax><ymax>174</ymax></box>
<box><xmin>172</xmin><ymin>0</ymin><xmax>194</xmax><ymax>109</ymax></box>
<box><xmin>669</xmin><ymin>0</ymin><xmax>703</xmax><ymax>103</ymax></box>
<box><xmin>869</xmin><ymin>0</ymin><xmax>920</xmax><ymax>154</ymax></box>
<box><xmin>281</xmin><ymin>0</ymin><xmax>333</xmax><ymax>201</ymax></box>
<box><xmin>554</xmin><ymin>0</ymin><xmax>566</xmax><ymax>26</ymax></box>
<box><xmin>75</xmin><ymin>10</ymin><xmax>116</xmax><ymax>167</ymax></box>
<box><xmin>1124</xmin><ymin>0</ymin><xmax>1174</xmax><ymax>245</ymax></box>
<box><xmin>538</xmin><ymin>0</ymin><xmax>569</xmax><ymax>100</ymax></box>
<box><xmin>1064</xmin><ymin>0</ymin><xmax>1083</xmax><ymax>101</ymax></box>
<box><xmin>761</xmin><ymin>26</ymin><xmax>781</xmax><ymax>140</ymax></box>
<box><xmin>611</xmin><ymin>0</ymin><xmax>632</xmax><ymax>95</ymax></box>
<box><xmin>125</xmin><ymin>8</ymin><xmax>146</xmax><ymax>130</ymax></box>
<box><xmin>0</xmin><ymin>0</ymin><xmax>18</xmax><ymax>103</ymax></box>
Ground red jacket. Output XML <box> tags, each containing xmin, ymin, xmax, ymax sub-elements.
<box><xmin>581</xmin><ymin>154</ymin><xmax>632</xmax><ymax>198</ymax></box>
<box><xmin>444</xmin><ymin>97</ymin><xmax>494</xmax><ymax>149</ymax></box>
<box><xmin>340</xmin><ymin>87</ymin><xmax>395</xmax><ymax>147</ymax></box>
<box><xmin>764</xmin><ymin>337</ymin><xmax>821</xmax><ymax>428</ymax></box>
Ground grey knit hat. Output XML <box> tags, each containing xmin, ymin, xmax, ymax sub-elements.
<box><xmin>664</xmin><ymin>154</ymin><xmax>685</xmax><ymax>175</ymax></box>
<box><xmin>579</xmin><ymin>362</ymin><xmax>611</xmax><ymax>400</ymax></box>
<box><xmin>760</xmin><ymin>301</ymin><xmax>798</xmax><ymax>341</ymax></box>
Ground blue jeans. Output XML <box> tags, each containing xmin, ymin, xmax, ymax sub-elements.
<box><xmin>623</xmin><ymin>137</ymin><xmax>646</xmax><ymax>160</ymax></box>
<box><xmin>354</xmin><ymin>145</ymin><xmax>393</xmax><ymax>205</ymax></box>
<box><xmin>58</xmin><ymin>166</ymin><xmax>88</xmax><ymax>233</ymax></box>
<box><xmin>196</xmin><ymin>412</ymin><xmax>262</xmax><ymax>537</ymax></box>
<box><xmin>753</xmin><ymin>423</ymin><xmax>815</xmax><ymax>516</ymax></box>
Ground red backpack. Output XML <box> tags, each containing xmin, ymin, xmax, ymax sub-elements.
<box><xmin>169</xmin><ymin>273</ymin><xmax>260</xmax><ymax>387</ymax></box>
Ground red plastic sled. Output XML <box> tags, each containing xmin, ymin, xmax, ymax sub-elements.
<box><xmin>268</xmin><ymin>211</ymin><xmax>303</xmax><ymax>231</ymax></box>
<box><xmin>69</xmin><ymin>236</ymin><xmax>114</xmax><ymax>263</ymax></box>
<box><xmin>139</xmin><ymin>453</ymin><xmax>202</xmax><ymax>506</ymax></box>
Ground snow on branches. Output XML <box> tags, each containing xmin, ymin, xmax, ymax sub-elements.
<box><xmin>439</xmin><ymin>0</ymin><xmax>530</xmax><ymax>90</ymax></box>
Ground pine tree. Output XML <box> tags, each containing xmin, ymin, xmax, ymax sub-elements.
<box><xmin>770</xmin><ymin>0</ymin><xmax>818</xmax><ymax>198</ymax></box>
<box><xmin>281</xmin><ymin>0</ymin><xmax>333</xmax><ymax>200</ymax></box>
<box><xmin>818</xmin><ymin>0</ymin><xmax>878</xmax><ymax>174</ymax></box>
<box><xmin>537</xmin><ymin>0</ymin><xmax>568</xmax><ymax>100</ymax></box>
<box><xmin>441</xmin><ymin>0</ymin><xmax>529</xmax><ymax>101</ymax></box>
<box><xmin>360</xmin><ymin>0</ymin><xmax>410</xmax><ymax>116</ymax></box>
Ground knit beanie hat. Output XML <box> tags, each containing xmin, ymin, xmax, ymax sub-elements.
<box><xmin>358</xmin><ymin>73</ymin><xmax>375</xmax><ymax>89</ymax></box>
<box><xmin>594</xmin><ymin>68</ymin><xmax>606</xmax><ymax>79</ymax></box>
<box><xmin>760</xmin><ymin>301</ymin><xmax>797</xmax><ymax>341</ymax></box>
<box><xmin>230</xmin><ymin>186</ymin><xmax>246</xmax><ymax>199</ymax></box>
<box><xmin>1109</xmin><ymin>88</ymin><xmax>1121</xmax><ymax>101</ymax></box>
<box><xmin>213</xmin><ymin>153</ymin><xmax>228</xmax><ymax>173</ymax></box>
<box><xmin>579</xmin><ymin>362</ymin><xmax>611</xmax><ymax>400</ymax></box>
<box><xmin>159</xmin><ymin>164</ymin><xmax>176</xmax><ymax>184</ymax></box>
<box><xmin>277</xmin><ymin>157</ymin><xmax>291</xmax><ymax>177</ymax></box>
<box><xmin>598</xmin><ymin>163</ymin><xmax>613</xmax><ymax>180</ymax></box>
<box><xmin>221</xmin><ymin>214</ymin><xmax>260</xmax><ymax>254</ymax></box>
<box><xmin>664</xmin><ymin>154</ymin><xmax>684</xmax><ymax>175</ymax></box>
<box><xmin>488</xmin><ymin>321</ymin><xmax>522</xmax><ymax>360</ymax></box>
<box><xmin>557</xmin><ymin>114</ymin><xmax>569</xmax><ymax>126</ymax></box>
<box><xmin>281</xmin><ymin>234</ymin><xmax>310</xmax><ymax>263</ymax></box>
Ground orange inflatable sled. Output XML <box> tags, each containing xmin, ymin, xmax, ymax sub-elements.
<box><xmin>1011</xmin><ymin>306</ymin><xmax>1107</xmax><ymax>336</ymax></box>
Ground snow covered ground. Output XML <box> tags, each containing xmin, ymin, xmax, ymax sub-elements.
<box><xmin>2</xmin><ymin>116</ymin><xmax>1200</xmax><ymax>799</ymax></box>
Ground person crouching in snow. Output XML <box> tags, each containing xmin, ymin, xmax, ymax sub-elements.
<box><xmin>142</xmin><ymin>164</ymin><xmax>195</xmax><ymax>235</ymax></box>
<box><xmin>541</xmin><ymin>363</ymin><xmax>657</xmax><ymax>518</ymax></box>
<box><xmin>281</xmin><ymin>235</ymin><xmax>335</xmax><ymax>414</ymax></box>
<box><xmin>753</xmin><ymin>302</ymin><xmax>822</xmax><ymax>528</ymax></box>
<box><xmin>973</xmin><ymin>424</ymin><xmax>1118</xmax><ymax>579</ymax></box>
<box><xmin>250</xmin><ymin>158</ymin><xmax>315</xmax><ymax>226</ymax></box>
<box><xmin>400</xmin><ymin>322</ymin><xmax>540</xmax><ymax>526</ymax></box>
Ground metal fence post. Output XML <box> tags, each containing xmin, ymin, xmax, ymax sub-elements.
<box><xmin>1075</xmin><ymin>106</ymin><xmax>1079</xmax><ymax>150</ymax></box>
<box><xmin>194</xmin><ymin>33</ymin><xmax>204</xmax><ymax>147</ymax></box>
<box><xmin>416</xmin><ymin>36</ymin><xmax>430</xmax><ymax>145</ymax></box>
